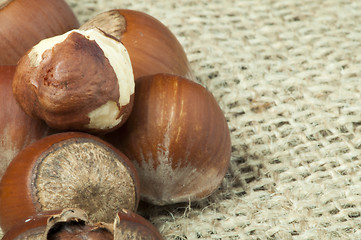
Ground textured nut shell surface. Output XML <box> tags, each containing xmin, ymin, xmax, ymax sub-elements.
<box><xmin>0</xmin><ymin>132</ymin><xmax>140</xmax><ymax>232</ymax></box>
<box><xmin>106</xmin><ymin>74</ymin><xmax>231</xmax><ymax>205</ymax></box>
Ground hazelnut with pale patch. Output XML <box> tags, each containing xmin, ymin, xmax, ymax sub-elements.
<box><xmin>12</xmin><ymin>28</ymin><xmax>134</xmax><ymax>133</ymax></box>
<box><xmin>80</xmin><ymin>9</ymin><xmax>194</xmax><ymax>81</ymax></box>
<box><xmin>106</xmin><ymin>73</ymin><xmax>231</xmax><ymax>205</ymax></box>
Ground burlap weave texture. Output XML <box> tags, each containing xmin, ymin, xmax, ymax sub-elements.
<box><xmin>2</xmin><ymin>0</ymin><xmax>361</xmax><ymax>239</ymax></box>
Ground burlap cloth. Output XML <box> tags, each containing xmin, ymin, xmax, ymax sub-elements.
<box><xmin>1</xmin><ymin>0</ymin><xmax>361</xmax><ymax>239</ymax></box>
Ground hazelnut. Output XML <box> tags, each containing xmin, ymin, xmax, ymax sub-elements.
<box><xmin>0</xmin><ymin>65</ymin><xmax>48</xmax><ymax>179</ymax></box>
<box><xmin>80</xmin><ymin>9</ymin><xmax>194</xmax><ymax>81</ymax></box>
<box><xmin>114</xmin><ymin>209</ymin><xmax>164</xmax><ymax>240</ymax></box>
<box><xmin>0</xmin><ymin>132</ymin><xmax>140</xmax><ymax>232</ymax></box>
<box><xmin>2</xmin><ymin>208</ymin><xmax>164</xmax><ymax>240</ymax></box>
<box><xmin>0</xmin><ymin>0</ymin><xmax>79</xmax><ymax>65</ymax></box>
<box><xmin>12</xmin><ymin>28</ymin><xmax>135</xmax><ymax>133</ymax></box>
<box><xmin>106</xmin><ymin>73</ymin><xmax>231</xmax><ymax>205</ymax></box>
<box><xmin>1</xmin><ymin>210</ymin><xmax>61</xmax><ymax>240</ymax></box>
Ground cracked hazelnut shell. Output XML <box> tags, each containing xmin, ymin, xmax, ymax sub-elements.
<box><xmin>12</xmin><ymin>28</ymin><xmax>135</xmax><ymax>133</ymax></box>
<box><xmin>0</xmin><ymin>65</ymin><xmax>48</xmax><ymax>179</ymax></box>
<box><xmin>3</xmin><ymin>208</ymin><xmax>164</xmax><ymax>240</ymax></box>
<box><xmin>0</xmin><ymin>0</ymin><xmax>79</xmax><ymax>65</ymax></box>
<box><xmin>106</xmin><ymin>73</ymin><xmax>231</xmax><ymax>205</ymax></box>
<box><xmin>80</xmin><ymin>9</ymin><xmax>194</xmax><ymax>81</ymax></box>
<box><xmin>0</xmin><ymin>132</ymin><xmax>140</xmax><ymax>233</ymax></box>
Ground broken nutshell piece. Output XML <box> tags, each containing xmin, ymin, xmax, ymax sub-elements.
<box><xmin>0</xmin><ymin>132</ymin><xmax>140</xmax><ymax>233</ymax></box>
<box><xmin>80</xmin><ymin>9</ymin><xmax>194</xmax><ymax>81</ymax></box>
<box><xmin>44</xmin><ymin>209</ymin><xmax>114</xmax><ymax>240</ymax></box>
<box><xmin>2</xmin><ymin>209</ymin><xmax>113</xmax><ymax>240</ymax></box>
<box><xmin>12</xmin><ymin>28</ymin><xmax>135</xmax><ymax>133</ymax></box>
<box><xmin>2</xmin><ymin>208</ymin><xmax>164</xmax><ymax>240</ymax></box>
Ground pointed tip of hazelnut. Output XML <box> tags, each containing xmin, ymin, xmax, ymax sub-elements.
<box><xmin>80</xmin><ymin>10</ymin><xmax>126</xmax><ymax>40</ymax></box>
<box><xmin>80</xmin><ymin>9</ymin><xmax>195</xmax><ymax>81</ymax></box>
<box><xmin>13</xmin><ymin>28</ymin><xmax>134</xmax><ymax>133</ymax></box>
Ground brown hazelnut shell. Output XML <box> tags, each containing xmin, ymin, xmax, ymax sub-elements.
<box><xmin>43</xmin><ymin>208</ymin><xmax>114</xmax><ymax>240</ymax></box>
<box><xmin>0</xmin><ymin>65</ymin><xmax>48</xmax><ymax>179</ymax></box>
<box><xmin>80</xmin><ymin>9</ymin><xmax>194</xmax><ymax>81</ymax></box>
<box><xmin>105</xmin><ymin>73</ymin><xmax>231</xmax><ymax>205</ymax></box>
<box><xmin>114</xmin><ymin>209</ymin><xmax>164</xmax><ymax>240</ymax></box>
<box><xmin>1</xmin><ymin>210</ymin><xmax>61</xmax><ymax>240</ymax></box>
<box><xmin>0</xmin><ymin>132</ymin><xmax>140</xmax><ymax>233</ymax></box>
<box><xmin>0</xmin><ymin>0</ymin><xmax>79</xmax><ymax>65</ymax></box>
<box><xmin>2</xmin><ymin>208</ymin><xmax>164</xmax><ymax>240</ymax></box>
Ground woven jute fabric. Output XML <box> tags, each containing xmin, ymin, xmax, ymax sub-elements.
<box><xmin>1</xmin><ymin>0</ymin><xmax>361</xmax><ymax>239</ymax></box>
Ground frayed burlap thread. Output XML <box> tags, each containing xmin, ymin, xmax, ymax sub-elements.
<box><xmin>1</xmin><ymin>0</ymin><xmax>361</xmax><ymax>239</ymax></box>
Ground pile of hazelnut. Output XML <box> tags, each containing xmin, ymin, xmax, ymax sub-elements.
<box><xmin>0</xmin><ymin>0</ymin><xmax>231</xmax><ymax>239</ymax></box>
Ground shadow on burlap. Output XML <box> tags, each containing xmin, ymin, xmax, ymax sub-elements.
<box><xmin>2</xmin><ymin>0</ymin><xmax>361</xmax><ymax>239</ymax></box>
